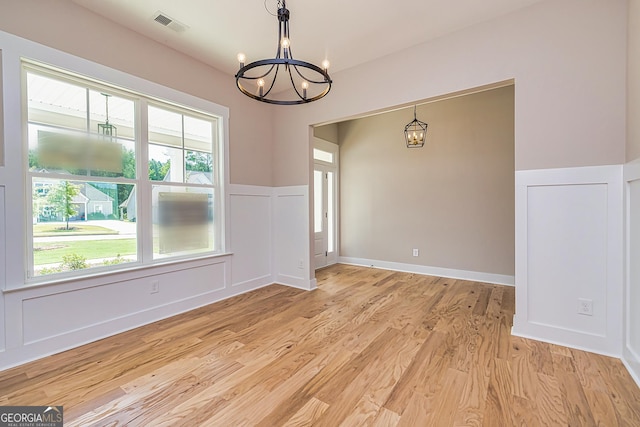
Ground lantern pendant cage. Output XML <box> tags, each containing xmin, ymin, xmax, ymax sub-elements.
<box><xmin>98</xmin><ymin>93</ymin><xmax>117</xmax><ymax>139</ymax></box>
<box><xmin>404</xmin><ymin>106</ymin><xmax>427</xmax><ymax>148</ymax></box>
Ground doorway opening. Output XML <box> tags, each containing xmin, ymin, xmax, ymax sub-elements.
<box><xmin>313</xmin><ymin>139</ymin><xmax>338</xmax><ymax>270</ymax></box>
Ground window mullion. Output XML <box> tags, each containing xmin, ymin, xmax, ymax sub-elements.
<box><xmin>138</xmin><ymin>98</ymin><xmax>152</xmax><ymax>264</ymax></box>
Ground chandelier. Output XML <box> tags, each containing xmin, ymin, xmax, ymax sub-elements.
<box><xmin>404</xmin><ymin>106</ymin><xmax>427</xmax><ymax>148</ymax></box>
<box><xmin>235</xmin><ymin>0</ymin><xmax>332</xmax><ymax>105</ymax></box>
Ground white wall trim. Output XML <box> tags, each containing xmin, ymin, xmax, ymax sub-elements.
<box><xmin>0</xmin><ymin>266</ymin><xmax>278</xmax><ymax>372</ymax></box>
<box><xmin>513</xmin><ymin>165</ymin><xmax>624</xmax><ymax>356</ymax></box>
<box><xmin>273</xmin><ymin>185</ymin><xmax>315</xmax><ymax>291</ymax></box>
<box><xmin>338</xmin><ymin>257</ymin><xmax>515</xmax><ymax>286</ymax></box>
<box><xmin>623</xmin><ymin>159</ymin><xmax>640</xmax><ymax>387</ymax></box>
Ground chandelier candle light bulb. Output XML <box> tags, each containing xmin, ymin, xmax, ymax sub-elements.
<box><xmin>237</xmin><ymin>53</ymin><xmax>246</xmax><ymax>68</ymax></box>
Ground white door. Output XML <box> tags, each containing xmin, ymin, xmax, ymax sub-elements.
<box><xmin>313</xmin><ymin>142</ymin><xmax>338</xmax><ymax>270</ymax></box>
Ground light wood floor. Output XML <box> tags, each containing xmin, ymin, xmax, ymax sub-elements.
<box><xmin>1</xmin><ymin>264</ymin><xmax>639</xmax><ymax>426</ymax></box>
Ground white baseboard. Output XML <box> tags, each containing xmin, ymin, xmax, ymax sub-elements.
<box><xmin>0</xmin><ymin>279</ymin><xmax>274</xmax><ymax>372</ymax></box>
<box><xmin>275</xmin><ymin>274</ymin><xmax>316</xmax><ymax>291</ymax></box>
<box><xmin>511</xmin><ymin>325</ymin><xmax>620</xmax><ymax>359</ymax></box>
<box><xmin>622</xmin><ymin>348</ymin><xmax>640</xmax><ymax>389</ymax></box>
<box><xmin>231</xmin><ymin>274</ymin><xmax>273</xmax><ymax>289</ymax></box>
<box><xmin>338</xmin><ymin>257</ymin><xmax>515</xmax><ymax>286</ymax></box>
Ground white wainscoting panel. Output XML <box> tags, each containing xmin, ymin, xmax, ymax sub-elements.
<box><xmin>0</xmin><ymin>185</ymin><xmax>5</xmax><ymax>352</ymax></box>
<box><xmin>274</xmin><ymin>186</ymin><xmax>314</xmax><ymax>290</ymax></box>
<box><xmin>0</xmin><ymin>256</ymin><xmax>233</xmax><ymax>371</ymax></box>
<box><xmin>229</xmin><ymin>185</ymin><xmax>273</xmax><ymax>289</ymax></box>
<box><xmin>514</xmin><ymin>165</ymin><xmax>623</xmax><ymax>356</ymax></box>
<box><xmin>624</xmin><ymin>160</ymin><xmax>640</xmax><ymax>386</ymax></box>
<box><xmin>21</xmin><ymin>262</ymin><xmax>226</xmax><ymax>344</ymax></box>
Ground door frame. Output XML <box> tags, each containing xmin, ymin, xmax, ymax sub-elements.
<box><xmin>313</xmin><ymin>138</ymin><xmax>339</xmax><ymax>269</ymax></box>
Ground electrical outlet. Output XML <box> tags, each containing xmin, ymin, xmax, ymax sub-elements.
<box><xmin>412</xmin><ymin>248</ymin><xmax>419</xmax><ymax>257</ymax></box>
<box><xmin>578</xmin><ymin>298</ymin><xmax>593</xmax><ymax>316</ymax></box>
<box><xmin>150</xmin><ymin>281</ymin><xmax>159</xmax><ymax>294</ymax></box>
<box><xmin>298</xmin><ymin>259</ymin><xmax>304</xmax><ymax>269</ymax></box>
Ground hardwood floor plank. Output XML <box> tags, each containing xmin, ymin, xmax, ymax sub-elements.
<box><xmin>396</xmin><ymin>392</ymin><xmax>433</xmax><ymax>427</ymax></box>
<box><xmin>534</xmin><ymin>372</ymin><xmax>568</xmax><ymax>426</ymax></box>
<box><xmin>281</xmin><ymin>397</ymin><xmax>329</xmax><ymax>427</ymax></box>
<box><xmin>370</xmin><ymin>407</ymin><xmax>401</xmax><ymax>427</ymax></box>
<box><xmin>0</xmin><ymin>264</ymin><xmax>637</xmax><ymax>425</ymax></box>
<box><xmin>511</xmin><ymin>337</ymin><xmax>540</xmax><ymax>401</ymax></box>
<box><xmin>421</xmin><ymin>368</ymin><xmax>468</xmax><ymax>426</ymax></box>
<box><xmin>483</xmin><ymin>358</ymin><xmax>516</xmax><ymax>427</ymax></box>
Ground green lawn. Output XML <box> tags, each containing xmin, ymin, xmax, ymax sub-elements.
<box><xmin>33</xmin><ymin>223</ymin><xmax>119</xmax><ymax>237</ymax></box>
<box><xmin>34</xmin><ymin>239</ymin><xmax>136</xmax><ymax>265</ymax></box>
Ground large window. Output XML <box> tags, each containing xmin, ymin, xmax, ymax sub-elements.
<box><xmin>24</xmin><ymin>64</ymin><xmax>224</xmax><ymax>280</ymax></box>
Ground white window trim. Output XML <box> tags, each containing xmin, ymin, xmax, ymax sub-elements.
<box><xmin>0</xmin><ymin>30</ymin><xmax>230</xmax><ymax>290</ymax></box>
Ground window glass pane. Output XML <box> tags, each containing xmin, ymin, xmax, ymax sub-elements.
<box><xmin>185</xmin><ymin>151</ymin><xmax>213</xmax><ymax>184</ymax></box>
<box><xmin>26</xmin><ymin>76</ymin><xmax>136</xmax><ymax>179</ymax></box>
<box><xmin>32</xmin><ymin>178</ymin><xmax>137</xmax><ymax>277</ymax></box>
<box><xmin>28</xmin><ymin>124</ymin><xmax>88</xmax><ymax>175</ymax></box>
<box><xmin>328</xmin><ymin>171</ymin><xmax>334</xmax><ymax>253</ymax></box>
<box><xmin>314</xmin><ymin>170</ymin><xmax>323</xmax><ymax>233</ymax></box>
<box><xmin>148</xmin><ymin>105</ymin><xmax>182</xmax><ymax>148</ymax></box>
<box><xmin>24</xmin><ymin>64</ymin><xmax>223</xmax><ymax>283</ymax></box>
<box><xmin>152</xmin><ymin>185</ymin><xmax>215</xmax><ymax>259</ymax></box>
<box><xmin>313</xmin><ymin>148</ymin><xmax>333</xmax><ymax>163</ymax></box>
<box><xmin>184</xmin><ymin>115</ymin><xmax>213</xmax><ymax>152</ymax></box>
<box><xmin>27</xmin><ymin>72</ymin><xmax>87</xmax><ymax>132</ymax></box>
<box><xmin>149</xmin><ymin>144</ymin><xmax>182</xmax><ymax>182</ymax></box>
<box><xmin>88</xmin><ymin>90</ymin><xmax>135</xmax><ymax>141</ymax></box>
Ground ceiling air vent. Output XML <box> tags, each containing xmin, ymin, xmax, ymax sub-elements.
<box><xmin>152</xmin><ymin>11</ymin><xmax>188</xmax><ymax>33</ymax></box>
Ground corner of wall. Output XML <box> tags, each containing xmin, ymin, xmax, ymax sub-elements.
<box><xmin>623</xmin><ymin>160</ymin><xmax>640</xmax><ymax>387</ymax></box>
<box><xmin>513</xmin><ymin>165</ymin><xmax>624</xmax><ymax>357</ymax></box>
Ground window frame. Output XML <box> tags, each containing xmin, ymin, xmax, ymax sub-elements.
<box><xmin>21</xmin><ymin>61</ymin><xmax>229</xmax><ymax>285</ymax></box>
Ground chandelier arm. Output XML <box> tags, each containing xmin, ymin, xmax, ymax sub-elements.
<box><xmin>238</xmin><ymin>62</ymin><xmax>277</xmax><ymax>81</ymax></box>
<box><xmin>291</xmin><ymin>64</ymin><xmax>329</xmax><ymax>85</ymax></box>
<box><xmin>286</xmin><ymin>64</ymin><xmax>306</xmax><ymax>100</ymax></box>
<box><xmin>261</xmin><ymin>64</ymin><xmax>280</xmax><ymax>98</ymax></box>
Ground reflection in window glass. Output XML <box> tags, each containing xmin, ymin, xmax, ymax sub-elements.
<box><xmin>88</xmin><ymin>90</ymin><xmax>135</xmax><ymax>140</ymax></box>
<box><xmin>31</xmin><ymin>178</ymin><xmax>136</xmax><ymax>276</ymax></box>
<box><xmin>26</xmin><ymin>72</ymin><xmax>136</xmax><ymax>179</ymax></box>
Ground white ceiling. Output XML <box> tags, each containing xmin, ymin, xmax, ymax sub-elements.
<box><xmin>71</xmin><ymin>0</ymin><xmax>543</xmax><ymax>77</ymax></box>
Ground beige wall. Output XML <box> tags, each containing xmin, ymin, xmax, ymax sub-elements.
<box><xmin>313</xmin><ymin>123</ymin><xmax>339</xmax><ymax>144</ymax></box>
<box><xmin>629</xmin><ymin>0</ymin><xmax>640</xmax><ymax>162</ymax></box>
<box><xmin>0</xmin><ymin>0</ymin><xmax>273</xmax><ymax>186</ymax></box>
<box><xmin>273</xmin><ymin>0</ymin><xmax>627</xmax><ymax>186</ymax></box>
<box><xmin>339</xmin><ymin>86</ymin><xmax>514</xmax><ymax>275</ymax></box>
